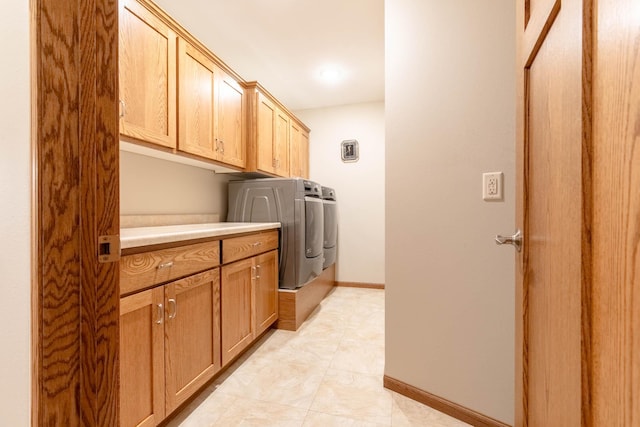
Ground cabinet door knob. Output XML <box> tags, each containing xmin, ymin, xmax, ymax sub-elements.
<box><xmin>256</xmin><ymin>265</ymin><xmax>261</xmax><ymax>279</ymax></box>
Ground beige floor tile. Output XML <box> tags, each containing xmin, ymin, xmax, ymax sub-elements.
<box><xmin>166</xmin><ymin>288</ymin><xmax>473</xmax><ymax>427</ymax></box>
<box><xmin>241</xmin><ymin>360</ymin><xmax>328</xmax><ymax>409</ymax></box>
<box><xmin>211</xmin><ymin>396</ymin><xmax>307</xmax><ymax>427</ymax></box>
<box><xmin>329</xmin><ymin>339</ymin><xmax>385</xmax><ymax>376</ymax></box>
<box><xmin>390</xmin><ymin>392</ymin><xmax>471</xmax><ymax>427</ymax></box>
<box><xmin>165</xmin><ymin>391</ymin><xmax>237</xmax><ymax>427</ymax></box>
<box><xmin>303</xmin><ymin>410</ymin><xmax>389</xmax><ymax>427</ymax></box>
<box><xmin>310</xmin><ymin>369</ymin><xmax>392</xmax><ymax>425</ymax></box>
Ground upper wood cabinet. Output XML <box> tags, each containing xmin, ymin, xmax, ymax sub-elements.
<box><xmin>274</xmin><ymin>108</ymin><xmax>290</xmax><ymax>176</ymax></box>
<box><xmin>177</xmin><ymin>38</ymin><xmax>216</xmax><ymax>159</ymax></box>
<box><xmin>256</xmin><ymin>92</ymin><xmax>276</xmax><ymax>173</ymax></box>
<box><xmin>119</xmin><ymin>0</ymin><xmax>177</xmax><ymax>148</ymax></box>
<box><xmin>246</xmin><ymin>83</ymin><xmax>308</xmax><ymax>177</ymax></box>
<box><xmin>215</xmin><ymin>69</ymin><xmax>246</xmax><ymax>168</ymax></box>
<box><xmin>119</xmin><ymin>0</ymin><xmax>307</xmax><ymax>173</ymax></box>
<box><xmin>289</xmin><ymin>120</ymin><xmax>310</xmax><ymax>178</ymax></box>
<box><xmin>177</xmin><ymin>38</ymin><xmax>246</xmax><ymax>168</ymax></box>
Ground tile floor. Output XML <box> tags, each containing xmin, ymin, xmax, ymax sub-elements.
<box><xmin>166</xmin><ymin>287</ymin><xmax>471</xmax><ymax>427</ymax></box>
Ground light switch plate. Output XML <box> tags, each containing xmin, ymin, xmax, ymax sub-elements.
<box><xmin>483</xmin><ymin>172</ymin><xmax>503</xmax><ymax>201</ymax></box>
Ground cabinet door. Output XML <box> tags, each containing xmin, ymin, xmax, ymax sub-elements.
<box><xmin>165</xmin><ymin>269</ymin><xmax>221</xmax><ymax>413</ymax></box>
<box><xmin>221</xmin><ymin>258</ymin><xmax>255</xmax><ymax>366</ymax></box>
<box><xmin>177</xmin><ymin>38</ymin><xmax>216</xmax><ymax>159</ymax></box>
<box><xmin>256</xmin><ymin>92</ymin><xmax>276</xmax><ymax>174</ymax></box>
<box><xmin>300</xmin><ymin>129</ymin><xmax>309</xmax><ymax>179</ymax></box>
<box><xmin>119</xmin><ymin>0</ymin><xmax>176</xmax><ymax>148</ymax></box>
<box><xmin>274</xmin><ymin>108</ymin><xmax>290</xmax><ymax>176</ymax></box>
<box><xmin>254</xmin><ymin>250</ymin><xmax>279</xmax><ymax>336</ymax></box>
<box><xmin>216</xmin><ymin>69</ymin><xmax>246</xmax><ymax>168</ymax></box>
<box><xmin>120</xmin><ymin>287</ymin><xmax>165</xmax><ymax>427</ymax></box>
<box><xmin>289</xmin><ymin>121</ymin><xmax>301</xmax><ymax>177</ymax></box>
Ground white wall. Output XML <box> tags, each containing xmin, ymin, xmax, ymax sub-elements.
<box><xmin>385</xmin><ymin>1</ymin><xmax>515</xmax><ymax>424</ymax></box>
<box><xmin>120</xmin><ymin>151</ymin><xmax>232</xmax><ymax>217</ymax></box>
<box><xmin>295</xmin><ymin>102</ymin><xmax>385</xmax><ymax>284</ymax></box>
<box><xmin>0</xmin><ymin>2</ymin><xmax>31</xmax><ymax>425</ymax></box>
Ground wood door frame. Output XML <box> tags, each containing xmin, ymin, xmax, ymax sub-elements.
<box><xmin>515</xmin><ymin>0</ymin><xmax>594</xmax><ymax>425</ymax></box>
<box><xmin>31</xmin><ymin>0</ymin><xmax>120</xmax><ymax>425</ymax></box>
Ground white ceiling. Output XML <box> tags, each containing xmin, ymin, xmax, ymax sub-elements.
<box><xmin>152</xmin><ymin>0</ymin><xmax>384</xmax><ymax>111</ymax></box>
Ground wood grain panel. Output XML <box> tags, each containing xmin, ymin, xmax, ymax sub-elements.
<box><xmin>300</xmin><ymin>129</ymin><xmax>309</xmax><ymax>179</ymax></box>
<box><xmin>178</xmin><ymin>38</ymin><xmax>216</xmax><ymax>160</ymax></box>
<box><xmin>277</xmin><ymin>264</ymin><xmax>335</xmax><ymax>331</ymax></box>
<box><xmin>289</xmin><ymin>120</ymin><xmax>302</xmax><ymax>177</ymax></box>
<box><xmin>119</xmin><ymin>0</ymin><xmax>176</xmax><ymax>148</ymax></box>
<box><xmin>221</xmin><ymin>258</ymin><xmax>255</xmax><ymax>366</ymax></box>
<box><xmin>254</xmin><ymin>250</ymin><xmax>279</xmax><ymax>336</ymax></box>
<box><xmin>120</xmin><ymin>240</ymin><xmax>220</xmax><ymax>295</ymax></box>
<box><xmin>256</xmin><ymin>91</ymin><xmax>276</xmax><ymax>173</ymax></box>
<box><xmin>120</xmin><ymin>288</ymin><xmax>165</xmax><ymax>427</ymax></box>
<box><xmin>216</xmin><ymin>69</ymin><xmax>246</xmax><ymax>168</ymax></box>
<box><xmin>165</xmin><ymin>268</ymin><xmax>220</xmax><ymax>413</ymax></box>
<box><xmin>222</xmin><ymin>230</ymin><xmax>279</xmax><ymax>264</ymax></box>
<box><xmin>592</xmin><ymin>0</ymin><xmax>640</xmax><ymax>424</ymax></box>
<box><xmin>33</xmin><ymin>0</ymin><xmax>120</xmax><ymax>425</ymax></box>
<box><xmin>274</xmin><ymin>108</ymin><xmax>290</xmax><ymax>176</ymax></box>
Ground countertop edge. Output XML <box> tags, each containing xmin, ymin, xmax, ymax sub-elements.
<box><xmin>120</xmin><ymin>223</ymin><xmax>281</xmax><ymax>249</ymax></box>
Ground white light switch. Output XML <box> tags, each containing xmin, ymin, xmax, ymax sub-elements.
<box><xmin>483</xmin><ymin>172</ymin><xmax>503</xmax><ymax>201</ymax></box>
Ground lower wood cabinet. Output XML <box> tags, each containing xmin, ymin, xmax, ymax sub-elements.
<box><xmin>165</xmin><ymin>268</ymin><xmax>221</xmax><ymax>412</ymax></box>
<box><xmin>120</xmin><ymin>268</ymin><xmax>221</xmax><ymax>427</ymax></box>
<box><xmin>120</xmin><ymin>287</ymin><xmax>165</xmax><ymax>427</ymax></box>
<box><xmin>254</xmin><ymin>250</ymin><xmax>279</xmax><ymax>336</ymax></box>
<box><xmin>120</xmin><ymin>232</ymin><xmax>279</xmax><ymax>427</ymax></box>
<box><xmin>221</xmin><ymin>249</ymin><xmax>279</xmax><ymax>366</ymax></box>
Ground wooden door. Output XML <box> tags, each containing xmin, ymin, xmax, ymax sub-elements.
<box><xmin>274</xmin><ymin>108</ymin><xmax>290</xmax><ymax>176</ymax></box>
<box><xmin>221</xmin><ymin>258</ymin><xmax>255</xmax><ymax>366</ymax></box>
<box><xmin>119</xmin><ymin>0</ymin><xmax>176</xmax><ymax>148</ymax></box>
<box><xmin>591</xmin><ymin>0</ymin><xmax>640</xmax><ymax>424</ymax></box>
<box><xmin>516</xmin><ymin>0</ymin><xmax>583</xmax><ymax>425</ymax></box>
<box><xmin>120</xmin><ymin>288</ymin><xmax>165</xmax><ymax>427</ymax></box>
<box><xmin>289</xmin><ymin>120</ymin><xmax>302</xmax><ymax>177</ymax></box>
<box><xmin>164</xmin><ymin>269</ymin><xmax>221</xmax><ymax>413</ymax></box>
<box><xmin>254</xmin><ymin>250</ymin><xmax>279</xmax><ymax>336</ymax></box>
<box><xmin>216</xmin><ymin>69</ymin><xmax>246</xmax><ymax>168</ymax></box>
<box><xmin>178</xmin><ymin>38</ymin><xmax>216</xmax><ymax>160</ymax></box>
<box><xmin>256</xmin><ymin>92</ymin><xmax>276</xmax><ymax>174</ymax></box>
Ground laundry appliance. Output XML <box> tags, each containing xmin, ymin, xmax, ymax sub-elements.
<box><xmin>227</xmin><ymin>178</ymin><xmax>324</xmax><ymax>289</ymax></box>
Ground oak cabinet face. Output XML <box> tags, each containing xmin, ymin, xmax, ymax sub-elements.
<box><xmin>119</xmin><ymin>0</ymin><xmax>177</xmax><ymax>148</ymax></box>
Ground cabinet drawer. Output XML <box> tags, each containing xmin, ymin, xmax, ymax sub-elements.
<box><xmin>121</xmin><ymin>240</ymin><xmax>220</xmax><ymax>295</ymax></box>
<box><xmin>222</xmin><ymin>230</ymin><xmax>278</xmax><ymax>264</ymax></box>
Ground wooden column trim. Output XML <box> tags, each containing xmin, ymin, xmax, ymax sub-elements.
<box><xmin>32</xmin><ymin>0</ymin><xmax>120</xmax><ymax>425</ymax></box>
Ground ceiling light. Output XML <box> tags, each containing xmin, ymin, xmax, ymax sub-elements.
<box><xmin>317</xmin><ymin>66</ymin><xmax>344</xmax><ymax>84</ymax></box>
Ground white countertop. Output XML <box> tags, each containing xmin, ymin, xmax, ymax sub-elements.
<box><xmin>120</xmin><ymin>222</ymin><xmax>281</xmax><ymax>249</ymax></box>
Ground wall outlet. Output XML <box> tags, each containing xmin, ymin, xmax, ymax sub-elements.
<box><xmin>483</xmin><ymin>172</ymin><xmax>503</xmax><ymax>201</ymax></box>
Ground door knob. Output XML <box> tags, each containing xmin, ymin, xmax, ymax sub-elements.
<box><xmin>495</xmin><ymin>229</ymin><xmax>523</xmax><ymax>252</ymax></box>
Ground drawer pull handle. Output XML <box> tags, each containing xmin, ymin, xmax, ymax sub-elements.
<box><xmin>157</xmin><ymin>261</ymin><xmax>174</xmax><ymax>270</ymax></box>
<box><xmin>256</xmin><ymin>265</ymin><xmax>261</xmax><ymax>279</ymax></box>
<box><xmin>252</xmin><ymin>242</ymin><xmax>262</xmax><ymax>247</ymax></box>
<box><xmin>168</xmin><ymin>298</ymin><xmax>177</xmax><ymax>319</ymax></box>
<box><xmin>156</xmin><ymin>303</ymin><xmax>164</xmax><ymax>325</ymax></box>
